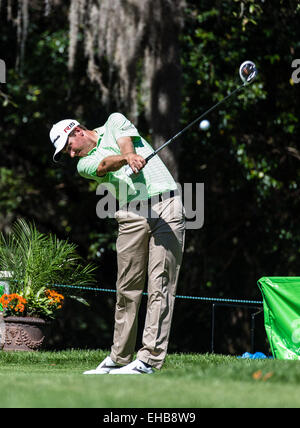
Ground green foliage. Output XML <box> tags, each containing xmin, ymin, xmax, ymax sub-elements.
<box><xmin>0</xmin><ymin>168</ymin><xmax>25</xmax><ymax>213</ymax></box>
<box><xmin>178</xmin><ymin>0</ymin><xmax>300</xmax><ymax>307</ymax></box>
<box><xmin>0</xmin><ymin>219</ymin><xmax>97</xmax><ymax>319</ymax></box>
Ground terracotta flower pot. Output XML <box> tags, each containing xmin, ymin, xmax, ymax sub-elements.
<box><xmin>3</xmin><ymin>316</ymin><xmax>49</xmax><ymax>351</ymax></box>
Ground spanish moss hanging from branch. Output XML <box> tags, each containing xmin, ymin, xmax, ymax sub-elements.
<box><xmin>67</xmin><ymin>0</ymin><xmax>186</xmax><ymax>175</ymax></box>
<box><xmin>1</xmin><ymin>0</ymin><xmax>185</xmax><ymax>176</ymax></box>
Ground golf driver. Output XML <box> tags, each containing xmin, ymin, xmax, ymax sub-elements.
<box><xmin>125</xmin><ymin>60</ymin><xmax>258</xmax><ymax>176</ymax></box>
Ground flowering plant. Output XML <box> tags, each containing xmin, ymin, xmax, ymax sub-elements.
<box><xmin>0</xmin><ymin>219</ymin><xmax>97</xmax><ymax>320</ymax></box>
<box><xmin>0</xmin><ymin>289</ymin><xmax>64</xmax><ymax>319</ymax></box>
<box><xmin>0</xmin><ymin>294</ymin><xmax>27</xmax><ymax>315</ymax></box>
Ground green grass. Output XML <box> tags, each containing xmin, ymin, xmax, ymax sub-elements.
<box><xmin>1</xmin><ymin>349</ymin><xmax>300</xmax><ymax>408</ymax></box>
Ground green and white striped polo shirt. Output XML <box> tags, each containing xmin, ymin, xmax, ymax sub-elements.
<box><xmin>77</xmin><ymin>113</ymin><xmax>177</xmax><ymax>206</ymax></box>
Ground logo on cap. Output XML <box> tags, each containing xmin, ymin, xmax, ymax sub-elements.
<box><xmin>64</xmin><ymin>122</ymin><xmax>76</xmax><ymax>133</ymax></box>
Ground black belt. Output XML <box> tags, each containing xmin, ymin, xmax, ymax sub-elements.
<box><xmin>117</xmin><ymin>189</ymin><xmax>178</xmax><ymax>211</ymax></box>
<box><xmin>156</xmin><ymin>189</ymin><xmax>176</xmax><ymax>202</ymax></box>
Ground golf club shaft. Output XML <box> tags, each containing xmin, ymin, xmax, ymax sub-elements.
<box><xmin>124</xmin><ymin>81</ymin><xmax>247</xmax><ymax>176</ymax></box>
<box><xmin>145</xmin><ymin>82</ymin><xmax>245</xmax><ymax>163</ymax></box>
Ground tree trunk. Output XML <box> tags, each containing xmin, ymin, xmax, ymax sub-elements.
<box><xmin>68</xmin><ymin>0</ymin><xmax>185</xmax><ymax>179</ymax></box>
<box><xmin>144</xmin><ymin>1</ymin><xmax>184</xmax><ymax>180</ymax></box>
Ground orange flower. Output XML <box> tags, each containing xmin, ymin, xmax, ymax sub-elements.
<box><xmin>0</xmin><ymin>293</ymin><xmax>27</xmax><ymax>314</ymax></box>
<box><xmin>45</xmin><ymin>289</ymin><xmax>64</xmax><ymax>309</ymax></box>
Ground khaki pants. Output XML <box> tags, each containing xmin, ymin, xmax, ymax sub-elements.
<box><xmin>110</xmin><ymin>194</ymin><xmax>185</xmax><ymax>369</ymax></box>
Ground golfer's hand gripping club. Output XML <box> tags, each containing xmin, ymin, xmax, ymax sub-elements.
<box><xmin>124</xmin><ymin>164</ymin><xmax>137</xmax><ymax>176</ymax></box>
<box><xmin>124</xmin><ymin>157</ymin><xmax>149</xmax><ymax>177</ymax></box>
<box><xmin>124</xmin><ymin>152</ymin><xmax>151</xmax><ymax>177</ymax></box>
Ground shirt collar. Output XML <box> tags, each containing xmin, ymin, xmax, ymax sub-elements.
<box><xmin>87</xmin><ymin>127</ymin><xmax>105</xmax><ymax>155</ymax></box>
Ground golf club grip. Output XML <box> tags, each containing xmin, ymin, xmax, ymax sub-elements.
<box><xmin>124</xmin><ymin>165</ymin><xmax>135</xmax><ymax>176</ymax></box>
<box><xmin>124</xmin><ymin>156</ymin><xmax>151</xmax><ymax>177</ymax></box>
<box><xmin>145</xmin><ymin>152</ymin><xmax>156</xmax><ymax>162</ymax></box>
<box><xmin>126</xmin><ymin>138</ymin><xmax>176</xmax><ymax>175</ymax></box>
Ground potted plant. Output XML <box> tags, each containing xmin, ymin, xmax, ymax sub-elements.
<box><xmin>0</xmin><ymin>218</ymin><xmax>97</xmax><ymax>351</ymax></box>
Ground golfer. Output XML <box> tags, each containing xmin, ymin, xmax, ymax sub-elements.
<box><xmin>49</xmin><ymin>113</ymin><xmax>185</xmax><ymax>374</ymax></box>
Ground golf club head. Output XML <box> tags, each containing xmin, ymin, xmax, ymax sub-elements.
<box><xmin>239</xmin><ymin>61</ymin><xmax>258</xmax><ymax>84</ymax></box>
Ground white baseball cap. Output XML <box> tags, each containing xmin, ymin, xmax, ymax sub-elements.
<box><xmin>49</xmin><ymin>119</ymin><xmax>80</xmax><ymax>162</ymax></box>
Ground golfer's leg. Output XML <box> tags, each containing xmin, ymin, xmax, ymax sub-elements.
<box><xmin>110</xmin><ymin>212</ymin><xmax>149</xmax><ymax>365</ymax></box>
<box><xmin>137</xmin><ymin>197</ymin><xmax>185</xmax><ymax>369</ymax></box>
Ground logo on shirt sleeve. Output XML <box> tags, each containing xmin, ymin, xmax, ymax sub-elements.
<box><xmin>121</xmin><ymin>123</ymin><xmax>135</xmax><ymax>131</ymax></box>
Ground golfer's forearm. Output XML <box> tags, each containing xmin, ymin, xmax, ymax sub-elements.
<box><xmin>96</xmin><ymin>155</ymin><xmax>127</xmax><ymax>176</ymax></box>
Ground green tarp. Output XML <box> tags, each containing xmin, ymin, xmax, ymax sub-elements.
<box><xmin>258</xmin><ymin>277</ymin><xmax>300</xmax><ymax>360</ymax></box>
<box><xmin>0</xmin><ymin>284</ymin><xmax>4</xmax><ymax>311</ymax></box>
